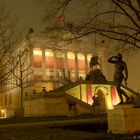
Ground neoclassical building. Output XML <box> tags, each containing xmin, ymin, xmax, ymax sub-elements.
<box><xmin>0</xmin><ymin>32</ymin><xmax>139</xmax><ymax>118</ymax></box>
<box><xmin>0</xmin><ymin>31</ymin><xmax>107</xmax><ymax>117</ymax></box>
<box><xmin>30</xmin><ymin>33</ymin><xmax>106</xmax><ymax>90</ymax></box>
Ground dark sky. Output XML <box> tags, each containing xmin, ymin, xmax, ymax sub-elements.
<box><xmin>0</xmin><ymin>0</ymin><xmax>93</xmax><ymax>33</ymax></box>
<box><xmin>0</xmin><ymin>0</ymin><xmax>47</xmax><ymax>32</ymax></box>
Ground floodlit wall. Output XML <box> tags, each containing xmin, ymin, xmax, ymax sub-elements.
<box><xmin>24</xmin><ymin>95</ymin><xmax>95</xmax><ymax>116</ymax></box>
<box><xmin>24</xmin><ymin>97</ymin><xmax>67</xmax><ymax>116</ymax></box>
<box><xmin>0</xmin><ymin>34</ymin><xmax>106</xmax><ymax>116</ymax></box>
<box><xmin>66</xmin><ymin>84</ymin><xmax>120</xmax><ymax>110</ymax></box>
<box><xmin>33</xmin><ymin>48</ymin><xmax>94</xmax><ymax>82</ymax></box>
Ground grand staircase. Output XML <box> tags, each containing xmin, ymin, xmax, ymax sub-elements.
<box><xmin>50</xmin><ymin>80</ymin><xmax>140</xmax><ymax>111</ymax></box>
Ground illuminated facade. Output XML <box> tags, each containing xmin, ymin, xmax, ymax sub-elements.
<box><xmin>29</xmin><ymin>33</ymin><xmax>106</xmax><ymax>91</ymax></box>
<box><xmin>0</xmin><ymin>33</ymin><xmax>107</xmax><ymax>117</ymax></box>
<box><xmin>0</xmin><ymin>33</ymin><xmax>139</xmax><ymax>118</ymax></box>
<box><xmin>32</xmin><ymin>47</ymin><xmax>90</xmax><ymax>82</ymax></box>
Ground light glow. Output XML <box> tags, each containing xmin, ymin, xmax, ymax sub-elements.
<box><xmin>45</xmin><ymin>49</ymin><xmax>54</xmax><ymax>68</ymax></box>
<box><xmin>78</xmin><ymin>53</ymin><xmax>85</xmax><ymax>60</ymax></box>
<box><xmin>33</xmin><ymin>49</ymin><xmax>42</xmax><ymax>56</ymax></box>
<box><xmin>68</xmin><ymin>52</ymin><xmax>75</xmax><ymax>59</ymax></box>
<box><xmin>111</xmin><ymin>86</ymin><xmax>116</xmax><ymax>106</ymax></box>
<box><xmin>87</xmin><ymin>54</ymin><xmax>93</xmax><ymax>63</ymax></box>
<box><xmin>78</xmin><ymin>53</ymin><xmax>85</xmax><ymax>76</ymax></box>
<box><xmin>87</xmin><ymin>85</ymin><xmax>93</xmax><ymax>105</ymax></box>
<box><xmin>45</xmin><ymin>50</ymin><xmax>54</xmax><ymax>56</ymax></box>
<box><xmin>0</xmin><ymin>109</ymin><xmax>6</xmax><ymax>118</ymax></box>
<box><xmin>33</xmin><ymin>49</ymin><xmax>42</xmax><ymax>68</ymax></box>
<box><xmin>68</xmin><ymin>52</ymin><xmax>75</xmax><ymax>69</ymax></box>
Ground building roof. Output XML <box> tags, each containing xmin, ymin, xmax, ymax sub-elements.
<box><xmin>26</xmin><ymin>32</ymin><xmax>106</xmax><ymax>55</ymax></box>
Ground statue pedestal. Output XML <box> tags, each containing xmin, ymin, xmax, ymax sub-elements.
<box><xmin>107</xmin><ymin>104</ymin><xmax>140</xmax><ymax>134</ymax></box>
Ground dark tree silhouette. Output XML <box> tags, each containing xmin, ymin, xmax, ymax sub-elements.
<box><xmin>44</xmin><ymin>0</ymin><xmax>140</xmax><ymax>51</ymax></box>
<box><xmin>9</xmin><ymin>45</ymin><xmax>32</xmax><ymax>116</ymax></box>
<box><xmin>0</xmin><ymin>4</ymin><xmax>22</xmax><ymax>89</ymax></box>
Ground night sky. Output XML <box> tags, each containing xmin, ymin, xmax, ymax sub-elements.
<box><xmin>0</xmin><ymin>0</ymin><xmax>93</xmax><ymax>32</ymax></box>
<box><xmin>0</xmin><ymin>0</ymin><xmax>140</xmax><ymax>91</ymax></box>
<box><xmin>0</xmin><ymin>0</ymin><xmax>47</xmax><ymax>32</ymax></box>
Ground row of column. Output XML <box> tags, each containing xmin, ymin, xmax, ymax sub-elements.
<box><xmin>39</xmin><ymin>48</ymin><xmax>104</xmax><ymax>81</ymax></box>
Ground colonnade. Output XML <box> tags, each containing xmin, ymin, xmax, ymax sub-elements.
<box><xmin>32</xmin><ymin>47</ymin><xmax>105</xmax><ymax>82</ymax></box>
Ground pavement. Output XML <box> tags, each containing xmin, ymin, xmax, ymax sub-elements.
<box><xmin>0</xmin><ymin>114</ymin><xmax>138</xmax><ymax>139</ymax></box>
<box><xmin>0</xmin><ymin>114</ymin><xmax>107</xmax><ymax>128</ymax></box>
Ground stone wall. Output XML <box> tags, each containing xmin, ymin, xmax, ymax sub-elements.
<box><xmin>108</xmin><ymin>104</ymin><xmax>140</xmax><ymax>134</ymax></box>
<box><xmin>24</xmin><ymin>94</ymin><xmax>95</xmax><ymax>117</ymax></box>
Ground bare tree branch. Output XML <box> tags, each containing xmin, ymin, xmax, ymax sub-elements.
<box><xmin>43</xmin><ymin>0</ymin><xmax>140</xmax><ymax>50</ymax></box>
<box><xmin>0</xmin><ymin>4</ymin><xmax>22</xmax><ymax>85</ymax></box>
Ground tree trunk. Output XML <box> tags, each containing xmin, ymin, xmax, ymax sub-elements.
<box><xmin>20</xmin><ymin>85</ymin><xmax>23</xmax><ymax>117</ymax></box>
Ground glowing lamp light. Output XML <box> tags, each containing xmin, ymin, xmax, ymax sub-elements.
<box><xmin>45</xmin><ymin>50</ymin><xmax>54</xmax><ymax>56</ymax></box>
<box><xmin>1</xmin><ymin>109</ymin><xmax>5</xmax><ymax>114</ymax></box>
<box><xmin>33</xmin><ymin>49</ymin><xmax>42</xmax><ymax>56</ymax></box>
<box><xmin>78</xmin><ymin>53</ymin><xmax>85</xmax><ymax>60</ymax></box>
<box><xmin>0</xmin><ymin>109</ymin><xmax>6</xmax><ymax>118</ymax></box>
<box><xmin>68</xmin><ymin>52</ymin><xmax>75</xmax><ymax>59</ymax></box>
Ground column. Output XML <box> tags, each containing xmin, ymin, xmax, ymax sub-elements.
<box><xmin>64</xmin><ymin>51</ymin><xmax>68</xmax><ymax>79</ymax></box>
<box><xmin>75</xmin><ymin>52</ymin><xmax>79</xmax><ymax>80</ymax></box>
<box><xmin>53</xmin><ymin>50</ymin><xmax>57</xmax><ymax>80</ymax></box>
<box><xmin>84</xmin><ymin>53</ymin><xmax>88</xmax><ymax>75</ymax></box>
<box><xmin>41</xmin><ymin>48</ymin><xmax>46</xmax><ymax>81</ymax></box>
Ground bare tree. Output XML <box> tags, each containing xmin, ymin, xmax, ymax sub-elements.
<box><xmin>8</xmin><ymin>44</ymin><xmax>32</xmax><ymax>116</ymax></box>
<box><xmin>43</xmin><ymin>0</ymin><xmax>140</xmax><ymax>52</ymax></box>
<box><xmin>0</xmin><ymin>4</ymin><xmax>22</xmax><ymax>89</ymax></box>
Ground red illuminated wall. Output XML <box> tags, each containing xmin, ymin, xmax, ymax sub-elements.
<box><xmin>68</xmin><ymin>59</ymin><xmax>75</xmax><ymax>69</ymax></box>
<box><xmin>78</xmin><ymin>59</ymin><xmax>85</xmax><ymax>71</ymax></box>
<box><xmin>45</xmin><ymin>56</ymin><xmax>54</xmax><ymax>68</ymax></box>
<box><xmin>33</xmin><ymin>56</ymin><xmax>42</xmax><ymax>68</ymax></box>
<box><xmin>56</xmin><ymin>57</ymin><xmax>64</xmax><ymax>68</ymax></box>
<box><xmin>111</xmin><ymin>86</ymin><xmax>116</xmax><ymax>106</ymax></box>
<box><xmin>87</xmin><ymin>85</ymin><xmax>93</xmax><ymax>105</ymax></box>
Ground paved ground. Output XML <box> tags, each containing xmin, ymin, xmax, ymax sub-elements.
<box><xmin>0</xmin><ymin>125</ymin><xmax>137</xmax><ymax>140</ymax></box>
<box><xmin>0</xmin><ymin>114</ymin><xmax>107</xmax><ymax>127</ymax></box>
<box><xmin>0</xmin><ymin>126</ymin><xmax>105</xmax><ymax>140</ymax></box>
<box><xmin>0</xmin><ymin>114</ymin><xmax>139</xmax><ymax>140</ymax></box>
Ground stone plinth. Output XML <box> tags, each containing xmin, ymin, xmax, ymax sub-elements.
<box><xmin>107</xmin><ymin>104</ymin><xmax>140</xmax><ymax>134</ymax></box>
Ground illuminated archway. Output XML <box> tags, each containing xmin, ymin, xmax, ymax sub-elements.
<box><xmin>93</xmin><ymin>85</ymin><xmax>114</xmax><ymax>109</ymax></box>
